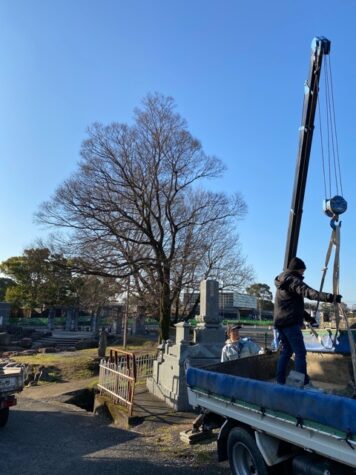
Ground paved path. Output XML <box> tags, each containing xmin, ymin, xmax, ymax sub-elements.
<box><xmin>23</xmin><ymin>378</ymin><xmax>98</xmax><ymax>400</ymax></box>
<box><xmin>0</xmin><ymin>385</ymin><xmax>230</xmax><ymax>475</ymax></box>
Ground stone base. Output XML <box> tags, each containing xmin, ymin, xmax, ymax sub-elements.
<box><xmin>146</xmin><ymin>341</ymin><xmax>223</xmax><ymax>411</ymax></box>
<box><xmin>94</xmin><ymin>394</ymin><xmax>138</xmax><ymax>428</ymax></box>
<box><xmin>193</xmin><ymin>325</ymin><xmax>226</xmax><ymax>345</ymax></box>
<box><xmin>180</xmin><ymin>429</ymin><xmax>215</xmax><ymax>445</ymax></box>
<box><xmin>146</xmin><ymin>374</ymin><xmax>188</xmax><ymax>411</ymax></box>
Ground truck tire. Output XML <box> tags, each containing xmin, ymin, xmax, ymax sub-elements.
<box><xmin>227</xmin><ymin>427</ymin><xmax>269</xmax><ymax>475</ymax></box>
<box><xmin>0</xmin><ymin>408</ymin><xmax>9</xmax><ymax>428</ymax></box>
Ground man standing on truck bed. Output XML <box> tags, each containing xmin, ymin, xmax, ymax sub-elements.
<box><xmin>274</xmin><ymin>257</ymin><xmax>341</xmax><ymax>387</ymax></box>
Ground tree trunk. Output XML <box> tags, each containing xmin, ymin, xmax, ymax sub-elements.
<box><xmin>159</xmin><ymin>265</ymin><xmax>171</xmax><ymax>342</ymax></box>
<box><xmin>184</xmin><ymin>295</ymin><xmax>200</xmax><ymax>322</ymax></box>
<box><xmin>171</xmin><ymin>295</ymin><xmax>180</xmax><ymax>325</ymax></box>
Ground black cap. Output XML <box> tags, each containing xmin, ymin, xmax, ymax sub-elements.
<box><xmin>229</xmin><ymin>324</ymin><xmax>241</xmax><ymax>331</ymax></box>
<box><xmin>287</xmin><ymin>257</ymin><xmax>306</xmax><ymax>271</ymax></box>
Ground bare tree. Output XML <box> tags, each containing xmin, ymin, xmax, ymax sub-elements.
<box><xmin>36</xmin><ymin>93</ymin><xmax>251</xmax><ymax>340</ymax></box>
<box><xmin>168</xmin><ymin>221</ymin><xmax>254</xmax><ymax>321</ymax></box>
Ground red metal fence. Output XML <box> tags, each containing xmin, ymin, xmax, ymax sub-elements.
<box><xmin>98</xmin><ymin>348</ymin><xmax>156</xmax><ymax>416</ymax></box>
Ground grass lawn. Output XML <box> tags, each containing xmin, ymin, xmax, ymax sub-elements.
<box><xmin>12</xmin><ymin>338</ymin><xmax>158</xmax><ymax>383</ymax></box>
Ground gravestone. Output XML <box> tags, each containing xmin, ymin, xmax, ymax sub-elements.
<box><xmin>147</xmin><ymin>279</ymin><xmax>226</xmax><ymax>411</ymax></box>
<box><xmin>112</xmin><ymin>306</ymin><xmax>123</xmax><ymax>335</ymax></box>
<box><xmin>0</xmin><ymin>303</ymin><xmax>11</xmax><ymax>329</ymax></box>
<box><xmin>65</xmin><ymin>308</ymin><xmax>79</xmax><ymax>331</ymax></box>
<box><xmin>131</xmin><ymin>315</ymin><xmax>146</xmax><ymax>335</ymax></box>
<box><xmin>48</xmin><ymin>307</ymin><xmax>55</xmax><ymax>331</ymax></box>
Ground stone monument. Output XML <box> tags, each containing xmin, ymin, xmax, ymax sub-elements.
<box><xmin>0</xmin><ymin>302</ymin><xmax>11</xmax><ymax>329</ymax></box>
<box><xmin>48</xmin><ymin>307</ymin><xmax>55</xmax><ymax>331</ymax></box>
<box><xmin>65</xmin><ymin>307</ymin><xmax>79</xmax><ymax>331</ymax></box>
<box><xmin>147</xmin><ymin>279</ymin><xmax>226</xmax><ymax>411</ymax></box>
<box><xmin>111</xmin><ymin>306</ymin><xmax>123</xmax><ymax>335</ymax></box>
<box><xmin>131</xmin><ymin>314</ymin><xmax>146</xmax><ymax>336</ymax></box>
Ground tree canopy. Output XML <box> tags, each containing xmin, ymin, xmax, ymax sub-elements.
<box><xmin>1</xmin><ymin>248</ymin><xmax>119</xmax><ymax>316</ymax></box>
<box><xmin>1</xmin><ymin>248</ymin><xmax>73</xmax><ymax>313</ymax></box>
<box><xmin>36</xmin><ymin>93</ymin><xmax>253</xmax><ymax>339</ymax></box>
<box><xmin>245</xmin><ymin>283</ymin><xmax>273</xmax><ymax>313</ymax></box>
<box><xmin>0</xmin><ymin>277</ymin><xmax>15</xmax><ymax>302</ymax></box>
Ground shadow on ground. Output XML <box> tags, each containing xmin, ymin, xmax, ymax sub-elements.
<box><xmin>0</xmin><ymin>399</ymin><xmax>230</xmax><ymax>475</ymax></box>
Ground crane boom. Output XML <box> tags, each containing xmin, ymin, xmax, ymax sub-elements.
<box><xmin>284</xmin><ymin>37</ymin><xmax>330</xmax><ymax>270</ymax></box>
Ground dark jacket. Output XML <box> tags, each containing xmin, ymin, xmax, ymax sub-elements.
<box><xmin>274</xmin><ymin>271</ymin><xmax>332</xmax><ymax>328</ymax></box>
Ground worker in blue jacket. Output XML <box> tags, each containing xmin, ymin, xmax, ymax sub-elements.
<box><xmin>274</xmin><ymin>257</ymin><xmax>341</xmax><ymax>387</ymax></box>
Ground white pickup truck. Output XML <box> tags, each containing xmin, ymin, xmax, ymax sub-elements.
<box><xmin>0</xmin><ymin>359</ymin><xmax>25</xmax><ymax>427</ymax></box>
<box><xmin>187</xmin><ymin>349</ymin><xmax>356</xmax><ymax>475</ymax></box>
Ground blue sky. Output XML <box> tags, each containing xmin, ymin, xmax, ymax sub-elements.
<box><xmin>1</xmin><ymin>1</ymin><xmax>355</xmax><ymax>304</ymax></box>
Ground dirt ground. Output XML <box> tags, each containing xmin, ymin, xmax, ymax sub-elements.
<box><xmin>8</xmin><ymin>346</ymin><xmax>231</xmax><ymax>474</ymax></box>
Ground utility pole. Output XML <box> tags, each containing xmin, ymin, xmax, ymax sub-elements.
<box><xmin>123</xmin><ymin>275</ymin><xmax>130</xmax><ymax>349</ymax></box>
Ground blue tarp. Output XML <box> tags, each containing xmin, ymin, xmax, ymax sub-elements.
<box><xmin>334</xmin><ymin>333</ymin><xmax>355</xmax><ymax>354</ymax></box>
<box><xmin>304</xmin><ymin>331</ymin><xmax>355</xmax><ymax>354</ymax></box>
<box><xmin>187</xmin><ymin>367</ymin><xmax>356</xmax><ymax>435</ymax></box>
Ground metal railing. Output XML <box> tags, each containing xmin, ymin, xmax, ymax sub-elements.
<box><xmin>98</xmin><ymin>348</ymin><xmax>156</xmax><ymax>416</ymax></box>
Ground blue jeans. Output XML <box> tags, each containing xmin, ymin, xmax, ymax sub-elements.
<box><xmin>276</xmin><ymin>324</ymin><xmax>309</xmax><ymax>385</ymax></box>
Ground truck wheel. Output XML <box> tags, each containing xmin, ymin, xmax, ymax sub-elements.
<box><xmin>227</xmin><ymin>427</ymin><xmax>269</xmax><ymax>475</ymax></box>
<box><xmin>0</xmin><ymin>408</ymin><xmax>9</xmax><ymax>428</ymax></box>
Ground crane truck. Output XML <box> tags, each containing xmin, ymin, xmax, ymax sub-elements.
<box><xmin>186</xmin><ymin>37</ymin><xmax>356</xmax><ymax>475</ymax></box>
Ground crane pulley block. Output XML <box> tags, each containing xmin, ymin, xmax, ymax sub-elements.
<box><xmin>323</xmin><ymin>195</ymin><xmax>347</xmax><ymax>218</ymax></box>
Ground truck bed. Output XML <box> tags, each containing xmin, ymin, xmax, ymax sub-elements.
<box><xmin>0</xmin><ymin>360</ymin><xmax>25</xmax><ymax>396</ymax></box>
<box><xmin>186</xmin><ymin>352</ymin><xmax>356</xmax><ymax>469</ymax></box>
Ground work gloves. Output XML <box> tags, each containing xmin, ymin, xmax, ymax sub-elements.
<box><xmin>326</xmin><ymin>294</ymin><xmax>342</xmax><ymax>304</ymax></box>
<box><xmin>304</xmin><ymin>312</ymin><xmax>318</xmax><ymax>327</ymax></box>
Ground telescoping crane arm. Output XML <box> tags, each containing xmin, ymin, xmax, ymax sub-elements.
<box><xmin>284</xmin><ymin>37</ymin><xmax>330</xmax><ymax>270</ymax></box>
